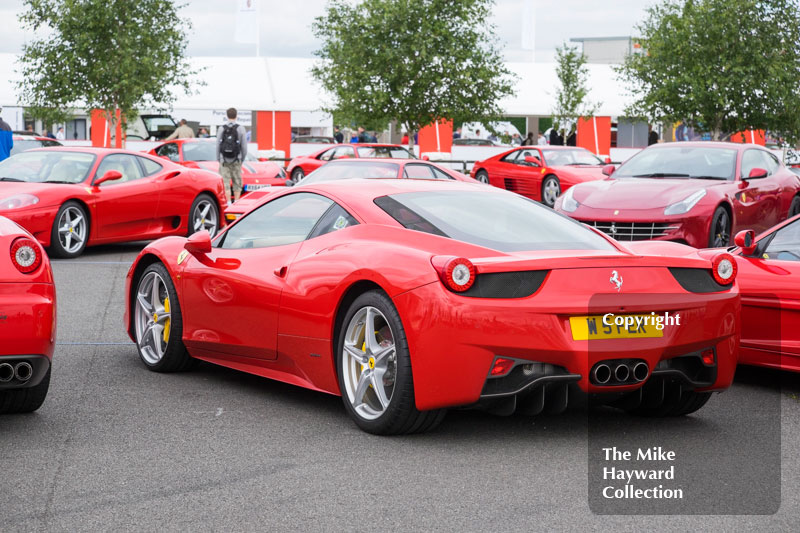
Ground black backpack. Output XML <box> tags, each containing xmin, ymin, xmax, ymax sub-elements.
<box><xmin>220</xmin><ymin>123</ymin><xmax>240</xmax><ymax>159</ymax></box>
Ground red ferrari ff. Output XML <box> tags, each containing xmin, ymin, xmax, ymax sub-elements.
<box><xmin>125</xmin><ymin>179</ymin><xmax>739</xmax><ymax>434</ymax></box>
<box><xmin>719</xmin><ymin>216</ymin><xmax>800</xmax><ymax>371</ymax></box>
<box><xmin>555</xmin><ymin>142</ymin><xmax>800</xmax><ymax>248</ymax></box>
<box><xmin>471</xmin><ymin>146</ymin><xmax>608</xmax><ymax>207</ymax></box>
<box><xmin>286</xmin><ymin>143</ymin><xmax>416</xmax><ymax>183</ymax></box>
<box><xmin>0</xmin><ymin>147</ymin><xmax>226</xmax><ymax>258</ymax></box>
<box><xmin>149</xmin><ymin>139</ymin><xmax>288</xmax><ymax>193</ymax></box>
<box><xmin>222</xmin><ymin>158</ymin><xmax>476</xmax><ymax>222</ymax></box>
<box><xmin>0</xmin><ymin>216</ymin><xmax>55</xmax><ymax>414</ymax></box>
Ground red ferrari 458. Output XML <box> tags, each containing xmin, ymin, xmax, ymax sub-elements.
<box><xmin>554</xmin><ymin>142</ymin><xmax>800</xmax><ymax>248</ymax></box>
<box><xmin>0</xmin><ymin>216</ymin><xmax>55</xmax><ymax>414</ymax></box>
<box><xmin>471</xmin><ymin>146</ymin><xmax>608</xmax><ymax>207</ymax></box>
<box><xmin>285</xmin><ymin>143</ymin><xmax>416</xmax><ymax>184</ymax></box>
<box><xmin>0</xmin><ymin>147</ymin><xmax>226</xmax><ymax>258</ymax></box>
<box><xmin>149</xmin><ymin>139</ymin><xmax>288</xmax><ymax>194</ymax></box>
<box><xmin>125</xmin><ymin>179</ymin><xmax>739</xmax><ymax>434</ymax></box>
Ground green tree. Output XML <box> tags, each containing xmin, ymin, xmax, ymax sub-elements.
<box><xmin>311</xmin><ymin>0</ymin><xmax>515</xmax><ymax>147</ymax></box>
<box><xmin>552</xmin><ymin>43</ymin><xmax>598</xmax><ymax>142</ymax></box>
<box><xmin>16</xmin><ymin>0</ymin><xmax>199</xmax><ymax>147</ymax></box>
<box><xmin>617</xmin><ymin>0</ymin><xmax>800</xmax><ymax>142</ymax></box>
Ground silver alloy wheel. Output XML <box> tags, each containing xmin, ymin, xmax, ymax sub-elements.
<box><xmin>192</xmin><ymin>199</ymin><xmax>218</xmax><ymax>236</ymax></box>
<box><xmin>342</xmin><ymin>306</ymin><xmax>397</xmax><ymax>420</ymax></box>
<box><xmin>543</xmin><ymin>177</ymin><xmax>560</xmax><ymax>206</ymax></box>
<box><xmin>292</xmin><ymin>168</ymin><xmax>304</xmax><ymax>184</ymax></box>
<box><xmin>57</xmin><ymin>205</ymin><xmax>87</xmax><ymax>254</ymax></box>
<box><xmin>476</xmin><ymin>171</ymin><xmax>490</xmax><ymax>184</ymax></box>
<box><xmin>134</xmin><ymin>271</ymin><xmax>172</xmax><ymax>365</ymax></box>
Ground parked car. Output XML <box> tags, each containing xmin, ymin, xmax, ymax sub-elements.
<box><xmin>453</xmin><ymin>138</ymin><xmax>506</xmax><ymax>147</ymax></box>
<box><xmin>149</xmin><ymin>139</ymin><xmax>287</xmax><ymax>194</ymax></box>
<box><xmin>125</xmin><ymin>179</ymin><xmax>739</xmax><ymax>435</ymax></box>
<box><xmin>0</xmin><ymin>216</ymin><xmax>55</xmax><ymax>414</ymax></box>
<box><xmin>286</xmin><ymin>143</ymin><xmax>416</xmax><ymax>183</ymax></box>
<box><xmin>555</xmin><ymin>142</ymin><xmax>800</xmax><ymax>247</ymax></box>
<box><xmin>293</xmin><ymin>135</ymin><xmax>336</xmax><ymax>144</ymax></box>
<box><xmin>471</xmin><ymin>146</ymin><xmax>608</xmax><ymax>207</ymax></box>
<box><xmin>0</xmin><ymin>147</ymin><xmax>225</xmax><ymax>258</ymax></box>
<box><xmin>10</xmin><ymin>134</ymin><xmax>62</xmax><ymax>156</ymax></box>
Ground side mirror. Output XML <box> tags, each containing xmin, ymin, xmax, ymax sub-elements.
<box><xmin>421</xmin><ymin>155</ymin><xmax>430</xmax><ymax>161</ymax></box>
<box><xmin>94</xmin><ymin>170</ymin><xmax>123</xmax><ymax>186</ymax></box>
<box><xmin>734</xmin><ymin>229</ymin><xmax>757</xmax><ymax>255</ymax></box>
<box><xmin>185</xmin><ymin>230</ymin><xmax>212</xmax><ymax>254</ymax></box>
<box><xmin>524</xmin><ymin>155</ymin><xmax>542</xmax><ymax>166</ymax></box>
<box><xmin>602</xmin><ymin>164</ymin><xmax>616</xmax><ymax>176</ymax></box>
<box><xmin>748</xmin><ymin>167</ymin><xmax>768</xmax><ymax>179</ymax></box>
<box><xmin>604</xmin><ymin>156</ymin><xmax>612</xmax><ymax>164</ymax></box>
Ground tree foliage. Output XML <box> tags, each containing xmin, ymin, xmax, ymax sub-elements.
<box><xmin>617</xmin><ymin>0</ymin><xmax>800</xmax><ymax>142</ymax></box>
<box><xmin>17</xmin><ymin>0</ymin><xmax>199</xmax><ymax>146</ymax></box>
<box><xmin>311</xmin><ymin>0</ymin><xmax>515</xmax><ymax>146</ymax></box>
<box><xmin>552</xmin><ymin>43</ymin><xmax>598</xmax><ymax>139</ymax></box>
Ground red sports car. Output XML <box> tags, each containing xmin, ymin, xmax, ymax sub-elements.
<box><xmin>285</xmin><ymin>143</ymin><xmax>416</xmax><ymax>184</ymax></box>
<box><xmin>554</xmin><ymin>142</ymin><xmax>800</xmax><ymax>248</ymax></box>
<box><xmin>149</xmin><ymin>139</ymin><xmax>288</xmax><ymax>193</ymax></box>
<box><xmin>471</xmin><ymin>146</ymin><xmax>608</xmax><ymax>207</ymax></box>
<box><xmin>0</xmin><ymin>215</ymin><xmax>55</xmax><ymax>414</ymax></box>
<box><xmin>0</xmin><ymin>147</ymin><xmax>226</xmax><ymax>258</ymax></box>
<box><xmin>720</xmin><ymin>216</ymin><xmax>800</xmax><ymax>371</ymax></box>
<box><xmin>125</xmin><ymin>179</ymin><xmax>739</xmax><ymax>434</ymax></box>
<box><xmin>222</xmin><ymin>158</ymin><xmax>476</xmax><ymax>223</ymax></box>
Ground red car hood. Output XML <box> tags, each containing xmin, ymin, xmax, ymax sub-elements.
<box><xmin>0</xmin><ymin>182</ymin><xmax>85</xmax><ymax>207</ymax></box>
<box><xmin>550</xmin><ymin>165</ymin><xmax>605</xmax><ymax>181</ymax></box>
<box><xmin>572</xmin><ymin>177</ymin><xmax>725</xmax><ymax>209</ymax></box>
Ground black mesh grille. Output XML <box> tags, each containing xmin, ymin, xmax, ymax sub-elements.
<box><xmin>461</xmin><ymin>270</ymin><xmax>549</xmax><ymax>298</ymax></box>
<box><xmin>503</xmin><ymin>178</ymin><xmax>516</xmax><ymax>191</ymax></box>
<box><xmin>669</xmin><ymin>268</ymin><xmax>730</xmax><ymax>293</ymax></box>
<box><xmin>582</xmin><ymin>221</ymin><xmax>680</xmax><ymax>241</ymax></box>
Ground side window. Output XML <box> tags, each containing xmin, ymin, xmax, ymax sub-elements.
<box><xmin>95</xmin><ymin>154</ymin><xmax>144</xmax><ymax>185</ymax></box>
<box><xmin>501</xmin><ymin>150</ymin><xmax>520</xmax><ymax>163</ymax></box>
<box><xmin>764</xmin><ymin>218</ymin><xmax>800</xmax><ymax>261</ymax></box>
<box><xmin>741</xmin><ymin>150</ymin><xmax>762</xmax><ymax>178</ymax></box>
<box><xmin>156</xmin><ymin>143</ymin><xmax>179</xmax><ymax>162</ymax></box>
<box><xmin>137</xmin><ymin>156</ymin><xmax>163</xmax><ymax>176</ymax></box>
<box><xmin>219</xmin><ymin>192</ymin><xmax>333</xmax><ymax>249</ymax></box>
<box><xmin>517</xmin><ymin>149</ymin><xmax>538</xmax><ymax>166</ymax></box>
<box><xmin>333</xmin><ymin>146</ymin><xmax>355</xmax><ymax>159</ymax></box>
<box><xmin>761</xmin><ymin>151</ymin><xmax>780</xmax><ymax>174</ymax></box>
<box><xmin>403</xmin><ymin>163</ymin><xmax>436</xmax><ymax>179</ymax></box>
<box><xmin>308</xmin><ymin>203</ymin><xmax>358</xmax><ymax>239</ymax></box>
<box><xmin>319</xmin><ymin>148</ymin><xmax>337</xmax><ymax>161</ymax></box>
<box><xmin>430</xmin><ymin>166</ymin><xmax>454</xmax><ymax>180</ymax></box>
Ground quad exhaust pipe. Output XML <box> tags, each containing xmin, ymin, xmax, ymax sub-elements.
<box><xmin>592</xmin><ymin>363</ymin><xmax>611</xmax><ymax>384</ymax></box>
<box><xmin>0</xmin><ymin>363</ymin><xmax>13</xmax><ymax>383</ymax></box>
<box><xmin>590</xmin><ymin>360</ymin><xmax>649</xmax><ymax>385</ymax></box>
<box><xmin>0</xmin><ymin>361</ymin><xmax>34</xmax><ymax>383</ymax></box>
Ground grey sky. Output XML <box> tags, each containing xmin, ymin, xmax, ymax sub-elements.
<box><xmin>0</xmin><ymin>0</ymin><xmax>654</xmax><ymax>61</ymax></box>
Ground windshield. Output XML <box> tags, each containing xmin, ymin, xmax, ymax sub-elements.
<box><xmin>615</xmin><ymin>146</ymin><xmax>737</xmax><ymax>180</ymax></box>
<box><xmin>542</xmin><ymin>148</ymin><xmax>602</xmax><ymax>166</ymax></box>
<box><xmin>375</xmin><ymin>190</ymin><xmax>617</xmax><ymax>252</ymax></box>
<box><xmin>142</xmin><ymin>116</ymin><xmax>176</xmax><ymax>134</ymax></box>
<box><xmin>182</xmin><ymin>141</ymin><xmax>257</xmax><ymax>162</ymax></box>
<box><xmin>10</xmin><ymin>140</ymin><xmax>44</xmax><ymax>156</ymax></box>
<box><xmin>300</xmin><ymin>161</ymin><xmax>400</xmax><ymax>184</ymax></box>
<box><xmin>356</xmin><ymin>146</ymin><xmax>416</xmax><ymax>159</ymax></box>
<box><xmin>0</xmin><ymin>151</ymin><xmax>96</xmax><ymax>183</ymax></box>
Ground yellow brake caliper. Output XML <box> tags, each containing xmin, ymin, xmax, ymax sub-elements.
<box><xmin>162</xmin><ymin>297</ymin><xmax>171</xmax><ymax>343</ymax></box>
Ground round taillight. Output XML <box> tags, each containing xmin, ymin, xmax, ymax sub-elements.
<box><xmin>442</xmin><ymin>257</ymin><xmax>476</xmax><ymax>292</ymax></box>
<box><xmin>10</xmin><ymin>238</ymin><xmax>42</xmax><ymax>274</ymax></box>
<box><xmin>711</xmin><ymin>253</ymin><xmax>737</xmax><ymax>285</ymax></box>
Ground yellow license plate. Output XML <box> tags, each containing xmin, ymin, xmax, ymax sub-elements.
<box><xmin>569</xmin><ymin>315</ymin><xmax>664</xmax><ymax>341</ymax></box>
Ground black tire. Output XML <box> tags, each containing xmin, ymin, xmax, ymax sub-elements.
<box><xmin>336</xmin><ymin>290</ymin><xmax>446</xmax><ymax>435</ymax></box>
<box><xmin>475</xmin><ymin>169</ymin><xmax>490</xmax><ymax>184</ymax></box>
<box><xmin>0</xmin><ymin>369</ymin><xmax>50</xmax><ymax>414</ymax></box>
<box><xmin>708</xmin><ymin>206</ymin><xmax>731</xmax><ymax>248</ymax></box>
<box><xmin>789</xmin><ymin>196</ymin><xmax>800</xmax><ymax>218</ymax></box>
<box><xmin>624</xmin><ymin>380</ymin><xmax>712</xmax><ymax>417</ymax></box>
<box><xmin>133</xmin><ymin>262</ymin><xmax>194</xmax><ymax>372</ymax></box>
<box><xmin>188</xmin><ymin>194</ymin><xmax>220</xmax><ymax>237</ymax></box>
<box><xmin>291</xmin><ymin>168</ymin><xmax>305</xmax><ymax>184</ymax></box>
<box><xmin>50</xmin><ymin>201</ymin><xmax>89</xmax><ymax>258</ymax></box>
<box><xmin>541</xmin><ymin>175</ymin><xmax>561</xmax><ymax>208</ymax></box>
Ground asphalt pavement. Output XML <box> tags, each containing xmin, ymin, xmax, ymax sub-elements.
<box><xmin>2</xmin><ymin>242</ymin><xmax>800</xmax><ymax>531</ymax></box>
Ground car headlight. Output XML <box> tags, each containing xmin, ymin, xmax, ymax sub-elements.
<box><xmin>0</xmin><ymin>194</ymin><xmax>39</xmax><ymax>210</ymax></box>
<box><xmin>664</xmin><ymin>189</ymin><xmax>706</xmax><ymax>215</ymax></box>
<box><xmin>560</xmin><ymin>187</ymin><xmax>580</xmax><ymax>212</ymax></box>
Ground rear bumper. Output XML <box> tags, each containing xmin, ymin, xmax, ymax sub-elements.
<box><xmin>0</xmin><ymin>282</ymin><xmax>56</xmax><ymax>360</ymax></box>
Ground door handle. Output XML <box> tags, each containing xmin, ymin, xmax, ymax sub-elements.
<box><xmin>274</xmin><ymin>266</ymin><xmax>288</xmax><ymax>278</ymax></box>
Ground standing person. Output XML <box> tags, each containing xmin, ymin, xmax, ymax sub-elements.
<box><xmin>197</xmin><ymin>127</ymin><xmax>210</xmax><ymax>138</ymax></box>
<box><xmin>648</xmin><ymin>125</ymin><xmax>659</xmax><ymax>145</ymax></box>
<box><xmin>43</xmin><ymin>129</ymin><xmax>56</xmax><ymax>139</ymax></box>
<box><xmin>216</xmin><ymin>107</ymin><xmax>247</xmax><ymax>204</ymax></box>
<box><xmin>401</xmin><ymin>132</ymin><xmax>409</xmax><ymax>144</ymax></box>
<box><xmin>453</xmin><ymin>127</ymin><xmax>462</xmax><ymax>139</ymax></box>
<box><xmin>537</xmin><ymin>131</ymin><xmax>547</xmax><ymax>145</ymax></box>
<box><xmin>333</xmin><ymin>125</ymin><xmax>344</xmax><ymax>144</ymax></box>
<box><xmin>521</xmin><ymin>132</ymin><xmax>535</xmax><ymax>146</ymax></box>
<box><xmin>25</xmin><ymin>124</ymin><xmax>34</xmax><ymax>133</ymax></box>
<box><xmin>357</xmin><ymin>126</ymin><xmax>370</xmax><ymax>143</ymax></box>
<box><xmin>167</xmin><ymin>119</ymin><xmax>195</xmax><ymax>140</ymax></box>
<box><xmin>549</xmin><ymin>128</ymin><xmax>563</xmax><ymax>146</ymax></box>
<box><xmin>56</xmin><ymin>127</ymin><xmax>66</xmax><ymax>140</ymax></box>
<box><xmin>474</xmin><ymin>129</ymin><xmax>481</xmax><ymax>139</ymax></box>
<box><xmin>566</xmin><ymin>131</ymin><xmax>576</xmax><ymax>146</ymax></box>
<box><xmin>0</xmin><ymin>108</ymin><xmax>13</xmax><ymax>161</ymax></box>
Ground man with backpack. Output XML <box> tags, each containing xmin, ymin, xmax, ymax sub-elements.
<box><xmin>216</xmin><ymin>107</ymin><xmax>248</xmax><ymax>204</ymax></box>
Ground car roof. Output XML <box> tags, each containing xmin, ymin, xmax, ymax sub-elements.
<box><xmin>644</xmin><ymin>141</ymin><xmax>753</xmax><ymax>150</ymax></box>
<box><xmin>25</xmin><ymin>146</ymin><xmax>161</xmax><ymax>156</ymax></box>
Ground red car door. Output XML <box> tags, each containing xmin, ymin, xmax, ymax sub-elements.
<box><xmin>738</xmin><ymin>218</ymin><xmax>800</xmax><ymax>368</ymax></box>
<box><xmin>179</xmin><ymin>192</ymin><xmax>336</xmax><ymax>360</ymax></box>
<box><xmin>92</xmin><ymin>153</ymin><xmax>160</xmax><ymax>240</ymax></box>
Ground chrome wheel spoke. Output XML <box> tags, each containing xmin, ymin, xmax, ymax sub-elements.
<box><xmin>353</xmin><ymin>370</ymin><xmax>371</xmax><ymax>405</ymax></box>
<box><xmin>364</xmin><ymin>308</ymin><xmax>381</xmax><ymax>354</ymax></box>
<box><xmin>344</xmin><ymin>342</ymin><xmax>368</xmax><ymax>365</ymax></box>
<box><xmin>137</xmin><ymin>291</ymin><xmax>153</xmax><ymax>315</ymax></box>
<box><xmin>371</xmin><ymin>369</ymin><xmax>389</xmax><ymax>410</ymax></box>
<box><xmin>373</xmin><ymin>344</ymin><xmax>394</xmax><ymax>365</ymax></box>
<box><xmin>139</xmin><ymin>323</ymin><xmax>155</xmax><ymax>348</ymax></box>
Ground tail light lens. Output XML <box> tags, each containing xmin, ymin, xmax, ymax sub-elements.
<box><xmin>490</xmin><ymin>357</ymin><xmax>515</xmax><ymax>376</ymax></box>
<box><xmin>711</xmin><ymin>253</ymin><xmax>737</xmax><ymax>285</ymax></box>
<box><xmin>436</xmin><ymin>257</ymin><xmax>476</xmax><ymax>292</ymax></box>
<box><xmin>10</xmin><ymin>237</ymin><xmax>42</xmax><ymax>274</ymax></box>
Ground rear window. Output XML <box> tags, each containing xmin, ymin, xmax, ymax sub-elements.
<box><xmin>375</xmin><ymin>190</ymin><xmax>616</xmax><ymax>252</ymax></box>
<box><xmin>356</xmin><ymin>146</ymin><xmax>416</xmax><ymax>159</ymax></box>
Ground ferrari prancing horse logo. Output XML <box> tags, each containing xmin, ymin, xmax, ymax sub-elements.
<box><xmin>177</xmin><ymin>250</ymin><xmax>189</xmax><ymax>265</ymax></box>
<box><xmin>610</xmin><ymin>270</ymin><xmax>623</xmax><ymax>292</ymax></box>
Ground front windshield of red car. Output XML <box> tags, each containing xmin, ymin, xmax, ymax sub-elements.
<box><xmin>375</xmin><ymin>190</ymin><xmax>617</xmax><ymax>252</ymax></box>
<box><xmin>356</xmin><ymin>146</ymin><xmax>416</xmax><ymax>159</ymax></box>
<box><xmin>614</xmin><ymin>146</ymin><xmax>737</xmax><ymax>180</ymax></box>
<box><xmin>0</xmin><ymin>151</ymin><xmax>96</xmax><ymax>184</ymax></box>
<box><xmin>300</xmin><ymin>161</ymin><xmax>400</xmax><ymax>184</ymax></box>
<box><xmin>541</xmin><ymin>148</ymin><xmax>603</xmax><ymax>166</ymax></box>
